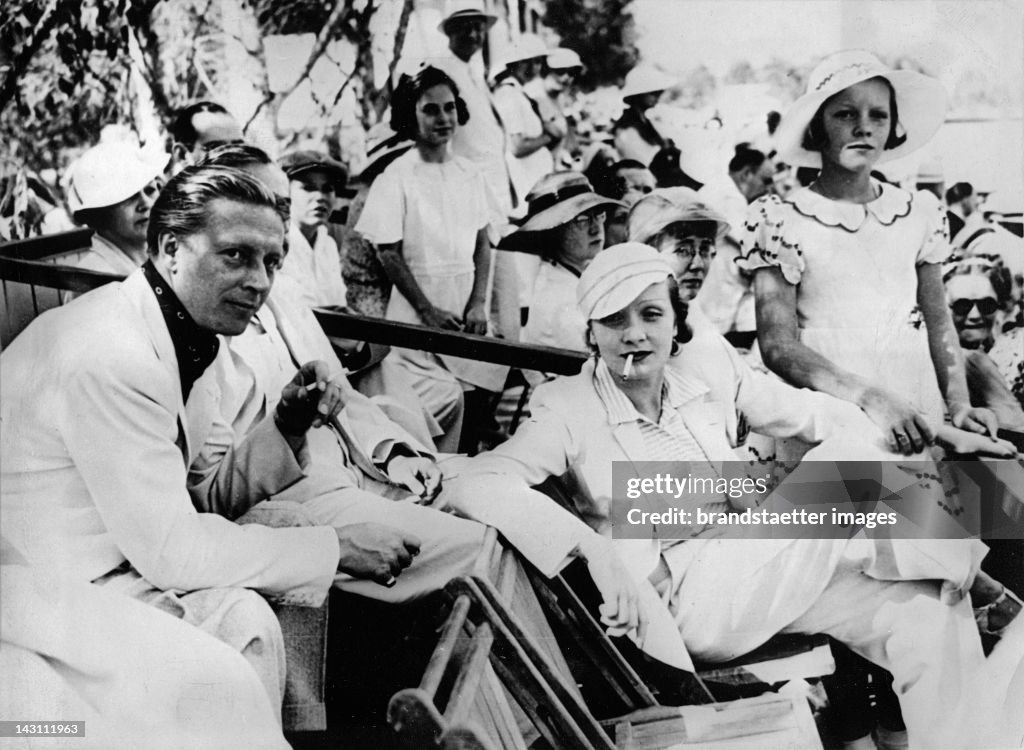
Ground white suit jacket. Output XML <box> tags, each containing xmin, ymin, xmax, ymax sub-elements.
<box><xmin>0</xmin><ymin>270</ymin><xmax>339</xmax><ymax>604</ymax></box>
<box><xmin>442</xmin><ymin>332</ymin><xmax>879</xmax><ymax>584</ymax></box>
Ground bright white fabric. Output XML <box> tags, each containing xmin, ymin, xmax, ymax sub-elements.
<box><xmin>520</xmin><ymin>260</ymin><xmax>586</xmax><ymax>352</ymax></box>
<box><xmin>278</xmin><ymin>224</ymin><xmax>347</xmax><ymax>310</ymax></box>
<box><xmin>738</xmin><ymin>183</ymin><xmax>951</xmax><ymax>426</ymax></box>
<box><xmin>696</xmin><ymin>176</ymin><xmax>756</xmax><ymax>334</ymax></box>
<box><xmin>493</xmin><ymin>77</ymin><xmax>553</xmax><ymax>217</ymax></box>
<box><xmin>356</xmin><ymin>148</ymin><xmax>507</xmax><ymax>391</ymax></box>
<box><xmin>429</xmin><ymin>52</ymin><xmax>512</xmax><ymax>214</ymax></box>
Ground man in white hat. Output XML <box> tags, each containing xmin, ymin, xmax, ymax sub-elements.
<box><xmin>429</xmin><ymin>1</ymin><xmax>521</xmax><ymax>340</ymax></box>
<box><xmin>66</xmin><ymin>140</ymin><xmax>167</xmax><ymax>276</ymax></box>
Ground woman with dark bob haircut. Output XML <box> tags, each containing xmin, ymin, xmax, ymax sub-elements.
<box><xmin>355</xmin><ymin>64</ymin><xmax>507</xmax><ymax>451</ymax></box>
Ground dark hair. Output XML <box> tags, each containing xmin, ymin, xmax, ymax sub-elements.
<box><xmin>766</xmin><ymin>110</ymin><xmax>782</xmax><ymax>135</ymax></box>
<box><xmin>584</xmin><ymin>275</ymin><xmax>693</xmax><ymax>354</ymax></box>
<box><xmin>147</xmin><ymin>164</ymin><xmax>287</xmax><ymax>256</ymax></box>
<box><xmin>600</xmin><ymin>159</ymin><xmax>648</xmax><ymax>199</ymax></box>
<box><xmin>169</xmin><ymin>101</ymin><xmax>231</xmax><ymax>151</ymax></box>
<box><xmin>199</xmin><ymin>143</ymin><xmax>291</xmax><ymax>219</ymax></box>
<box><xmin>649</xmin><ymin>143</ymin><xmax>703</xmax><ymax>191</ymax></box>
<box><xmin>390</xmin><ymin>66</ymin><xmax>470</xmax><ymax>141</ymax></box>
<box><xmin>728</xmin><ymin>145</ymin><xmax>767</xmax><ymax>174</ymax></box>
<box><xmin>801</xmin><ymin>77</ymin><xmax>907</xmax><ymax>153</ymax></box>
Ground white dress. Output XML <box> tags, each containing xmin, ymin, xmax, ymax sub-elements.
<box><xmin>738</xmin><ymin>181</ymin><xmax>952</xmax><ymax>427</ymax></box>
<box><xmin>355</xmin><ymin>149</ymin><xmax>507</xmax><ymax>393</ymax></box>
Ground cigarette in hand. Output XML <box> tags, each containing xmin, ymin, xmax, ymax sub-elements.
<box><xmin>622</xmin><ymin>354</ymin><xmax>634</xmax><ymax>380</ymax></box>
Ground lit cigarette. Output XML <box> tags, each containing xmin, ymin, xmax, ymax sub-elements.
<box><xmin>622</xmin><ymin>354</ymin><xmax>634</xmax><ymax>380</ymax></box>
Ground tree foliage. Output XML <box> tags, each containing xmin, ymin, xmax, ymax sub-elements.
<box><xmin>542</xmin><ymin>0</ymin><xmax>638</xmax><ymax>89</ymax></box>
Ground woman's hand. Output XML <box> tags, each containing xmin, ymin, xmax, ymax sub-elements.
<box><xmin>934</xmin><ymin>426</ymin><xmax>1017</xmax><ymax>458</ymax></box>
<box><xmin>950</xmin><ymin>405</ymin><xmax>1000</xmax><ymax>438</ymax></box>
<box><xmin>578</xmin><ymin>536</ymin><xmax>648</xmax><ymax>644</ymax></box>
<box><xmin>858</xmin><ymin>385</ymin><xmax>935</xmax><ymax>455</ymax></box>
<box><xmin>420</xmin><ymin>305</ymin><xmax>463</xmax><ymax>331</ymax></box>
<box><xmin>462</xmin><ymin>300</ymin><xmax>488</xmax><ymax>335</ymax></box>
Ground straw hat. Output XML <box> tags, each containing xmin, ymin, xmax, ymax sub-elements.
<box><xmin>438</xmin><ymin>0</ymin><xmax>497</xmax><ymax>34</ymax></box>
<box><xmin>500</xmin><ymin>172</ymin><xmax>623</xmax><ymax>254</ymax></box>
<box><xmin>577</xmin><ymin>242</ymin><xmax>674</xmax><ymax>320</ymax></box>
<box><xmin>497</xmin><ymin>33</ymin><xmax>547</xmax><ymax>70</ymax></box>
<box><xmin>621</xmin><ymin>66</ymin><xmax>676</xmax><ymax>100</ymax></box>
<box><xmin>547</xmin><ymin>48</ymin><xmax>582</xmax><ymax>71</ymax></box>
<box><xmin>774</xmin><ymin>50</ymin><xmax>948</xmax><ymax>169</ymax></box>
<box><xmin>628</xmin><ymin>188</ymin><xmax>730</xmax><ymax>244</ymax></box>
<box><xmin>66</xmin><ymin>142</ymin><xmax>168</xmax><ymax>216</ymax></box>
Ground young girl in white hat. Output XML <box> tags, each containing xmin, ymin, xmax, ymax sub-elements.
<box><xmin>741</xmin><ymin>50</ymin><xmax>1000</xmax><ymax>456</ymax></box>
<box><xmin>740</xmin><ymin>49</ymin><xmax>1021</xmax><ymax>749</ymax></box>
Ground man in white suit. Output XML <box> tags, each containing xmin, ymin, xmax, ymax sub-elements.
<box><xmin>0</xmin><ymin>165</ymin><xmax>422</xmax><ymax>711</ymax></box>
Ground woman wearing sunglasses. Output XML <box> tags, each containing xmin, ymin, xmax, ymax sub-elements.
<box><xmin>945</xmin><ymin>268</ymin><xmax>1024</xmax><ymax>430</ymax></box>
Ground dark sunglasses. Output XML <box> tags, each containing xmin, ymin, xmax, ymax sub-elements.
<box><xmin>950</xmin><ymin>297</ymin><xmax>998</xmax><ymax>316</ymax></box>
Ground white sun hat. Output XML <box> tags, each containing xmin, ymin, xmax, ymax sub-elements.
<box><xmin>497</xmin><ymin>33</ymin><xmax>548</xmax><ymax>71</ymax></box>
<box><xmin>774</xmin><ymin>49</ymin><xmax>948</xmax><ymax>169</ymax></box>
<box><xmin>621</xmin><ymin>65</ymin><xmax>677</xmax><ymax>100</ymax></box>
<box><xmin>437</xmin><ymin>0</ymin><xmax>498</xmax><ymax>34</ymax></box>
<box><xmin>577</xmin><ymin>241</ymin><xmax>675</xmax><ymax>321</ymax></box>
<box><xmin>547</xmin><ymin>47</ymin><xmax>582</xmax><ymax>71</ymax></box>
<box><xmin>66</xmin><ymin>141</ymin><xmax>168</xmax><ymax>216</ymax></box>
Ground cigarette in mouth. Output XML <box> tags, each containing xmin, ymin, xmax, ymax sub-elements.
<box><xmin>622</xmin><ymin>354</ymin><xmax>634</xmax><ymax>380</ymax></box>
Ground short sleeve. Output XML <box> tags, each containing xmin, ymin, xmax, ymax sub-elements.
<box><xmin>354</xmin><ymin>162</ymin><xmax>405</xmax><ymax>245</ymax></box>
<box><xmin>493</xmin><ymin>85</ymin><xmax>526</xmax><ymax>136</ymax></box>
<box><xmin>736</xmin><ymin>195</ymin><xmax>805</xmax><ymax>285</ymax></box>
<box><xmin>914</xmin><ymin>189</ymin><xmax>952</xmax><ymax>266</ymax></box>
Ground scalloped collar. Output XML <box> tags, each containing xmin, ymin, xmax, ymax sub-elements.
<box><xmin>786</xmin><ymin>180</ymin><xmax>913</xmax><ymax>232</ymax></box>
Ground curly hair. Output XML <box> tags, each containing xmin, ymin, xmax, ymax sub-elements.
<box><xmin>147</xmin><ymin>164</ymin><xmax>287</xmax><ymax>255</ymax></box>
<box><xmin>390</xmin><ymin>66</ymin><xmax>470</xmax><ymax>141</ymax></box>
<box><xmin>801</xmin><ymin>76</ymin><xmax>907</xmax><ymax>153</ymax></box>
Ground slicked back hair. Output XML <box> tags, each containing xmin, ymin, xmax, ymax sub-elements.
<box><xmin>146</xmin><ymin>164</ymin><xmax>287</xmax><ymax>256</ymax></box>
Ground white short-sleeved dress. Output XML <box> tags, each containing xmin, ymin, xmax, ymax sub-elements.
<box><xmin>355</xmin><ymin>149</ymin><xmax>508</xmax><ymax>393</ymax></box>
<box><xmin>738</xmin><ymin>181</ymin><xmax>952</xmax><ymax>426</ymax></box>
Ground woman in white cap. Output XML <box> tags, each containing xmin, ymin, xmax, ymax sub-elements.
<box><xmin>440</xmin><ymin>241</ymin><xmax>1013</xmax><ymax>749</ymax></box>
<box><xmin>613</xmin><ymin>65</ymin><xmax>676</xmax><ymax>165</ymax></box>
<box><xmin>65</xmin><ymin>140</ymin><xmax>167</xmax><ymax>275</ymax></box>
<box><xmin>741</xmin><ymin>50</ymin><xmax>1000</xmax><ymax>459</ymax></box>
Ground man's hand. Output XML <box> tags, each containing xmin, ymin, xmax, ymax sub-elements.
<box><xmin>578</xmin><ymin>535</ymin><xmax>648</xmax><ymax>645</ymax></box>
<box><xmin>275</xmin><ymin>361</ymin><xmax>347</xmax><ymax>437</ymax></box>
<box><xmin>387</xmin><ymin>456</ymin><xmax>442</xmax><ymax>502</ymax></box>
<box><xmin>335</xmin><ymin>523</ymin><xmax>422</xmax><ymax>587</ymax></box>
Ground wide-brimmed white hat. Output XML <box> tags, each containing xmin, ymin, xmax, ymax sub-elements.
<box><xmin>497</xmin><ymin>33</ymin><xmax>547</xmax><ymax>70</ymax></box>
<box><xmin>628</xmin><ymin>188</ymin><xmax>730</xmax><ymax>244</ymax></box>
<box><xmin>438</xmin><ymin>0</ymin><xmax>497</xmax><ymax>34</ymax></box>
<box><xmin>577</xmin><ymin>242</ymin><xmax>675</xmax><ymax>320</ymax></box>
<box><xmin>621</xmin><ymin>65</ymin><xmax>676</xmax><ymax>100</ymax></box>
<box><xmin>66</xmin><ymin>141</ymin><xmax>167</xmax><ymax>216</ymax></box>
<box><xmin>547</xmin><ymin>47</ymin><xmax>582</xmax><ymax>71</ymax></box>
<box><xmin>774</xmin><ymin>50</ymin><xmax>948</xmax><ymax>169</ymax></box>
